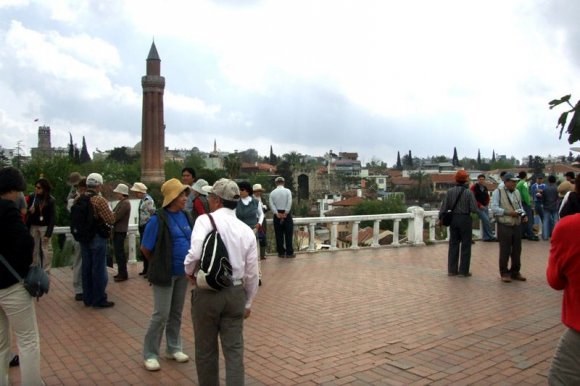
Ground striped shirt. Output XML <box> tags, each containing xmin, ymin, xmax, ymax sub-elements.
<box><xmin>439</xmin><ymin>184</ymin><xmax>478</xmax><ymax>217</ymax></box>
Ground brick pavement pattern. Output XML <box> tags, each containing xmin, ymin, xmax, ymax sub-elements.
<box><xmin>9</xmin><ymin>240</ymin><xmax>561</xmax><ymax>385</ymax></box>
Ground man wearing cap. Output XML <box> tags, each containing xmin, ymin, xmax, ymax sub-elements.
<box><xmin>491</xmin><ymin>172</ymin><xmax>529</xmax><ymax>283</ymax></box>
<box><xmin>190</xmin><ymin>179</ymin><xmax>209</xmax><ymax>223</ymax></box>
<box><xmin>131</xmin><ymin>182</ymin><xmax>156</xmax><ymax>276</ymax></box>
<box><xmin>269</xmin><ymin>176</ymin><xmax>295</xmax><ymax>257</ymax></box>
<box><xmin>112</xmin><ymin>184</ymin><xmax>131</xmax><ymax>282</ymax></box>
<box><xmin>438</xmin><ymin>170</ymin><xmax>478</xmax><ymax>277</ymax></box>
<box><xmin>81</xmin><ymin>173</ymin><xmax>116</xmax><ymax>308</ymax></box>
<box><xmin>184</xmin><ymin>178</ymin><xmax>259</xmax><ymax>385</ymax></box>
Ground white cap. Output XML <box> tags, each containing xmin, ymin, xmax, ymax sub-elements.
<box><xmin>87</xmin><ymin>173</ymin><xmax>103</xmax><ymax>186</ymax></box>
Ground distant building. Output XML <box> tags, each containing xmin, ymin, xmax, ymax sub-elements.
<box><xmin>30</xmin><ymin>125</ymin><xmax>53</xmax><ymax>158</ymax></box>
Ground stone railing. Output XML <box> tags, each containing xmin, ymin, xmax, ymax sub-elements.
<box><xmin>52</xmin><ymin>206</ymin><xmax>495</xmax><ymax>259</ymax></box>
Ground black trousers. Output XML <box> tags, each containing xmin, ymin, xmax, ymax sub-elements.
<box><xmin>497</xmin><ymin>223</ymin><xmax>522</xmax><ymax>275</ymax></box>
<box><xmin>113</xmin><ymin>232</ymin><xmax>128</xmax><ymax>277</ymax></box>
<box><xmin>273</xmin><ymin>214</ymin><xmax>294</xmax><ymax>256</ymax></box>
<box><xmin>447</xmin><ymin>214</ymin><xmax>472</xmax><ymax>275</ymax></box>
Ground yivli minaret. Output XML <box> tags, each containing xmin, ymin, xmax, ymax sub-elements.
<box><xmin>141</xmin><ymin>41</ymin><xmax>165</xmax><ymax>184</ymax></box>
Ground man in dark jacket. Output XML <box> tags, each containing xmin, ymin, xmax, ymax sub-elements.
<box><xmin>470</xmin><ymin>174</ymin><xmax>496</xmax><ymax>241</ymax></box>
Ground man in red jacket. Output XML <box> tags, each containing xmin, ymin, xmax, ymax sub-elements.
<box><xmin>547</xmin><ymin>213</ymin><xmax>580</xmax><ymax>385</ymax></box>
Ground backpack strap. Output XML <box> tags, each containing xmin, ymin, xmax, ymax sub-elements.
<box><xmin>0</xmin><ymin>254</ymin><xmax>23</xmax><ymax>282</ymax></box>
<box><xmin>207</xmin><ymin>213</ymin><xmax>217</xmax><ymax>232</ymax></box>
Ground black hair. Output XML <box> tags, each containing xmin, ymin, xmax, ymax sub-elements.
<box><xmin>222</xmin><ymin>199</ymin><xmax>238</xmax><ymax>210</ymax></box>
<box><xmin>548</xmin><ymin>175</ymin><xmax>556</xmax><ymax>184</ymax></box>
<box><xmin>565</xmin><ymin>171</ymin><xmax>575</xmax><ymax>179</ymax></box>
<box><xmin>500</xmin><ymin>171</ymin><xmax>507</xmax><ymax>178</ymax></box>
<box><xmin>518</xmin><ymin>171</ymin><xmax>527</xmax><ymax>179</ymax></box>
<box><xmin>237</xmin><ymin>181</ymin><xmax>253</xmax><ymax>196</ymax></box>
<box><xmin>477</xmin><ymin>174</ymin><xmax>485</xmax><ymax>179</ymax></box>
<box><xmin>181</xmin><ymin>167</ymin><xmax>196</xmax><ymax>179</ymax></box>
<box><xmin>35</xmin><ymin>178</ymin><xmax>52</xmax><ymax>197</ymax></box>
<box><xmin>0</xmin><ymin>167</ymin><xmax>26</xmax><ymax>194</ymax></box>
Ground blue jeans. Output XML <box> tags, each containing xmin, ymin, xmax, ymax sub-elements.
<box><xmin>520</xmin><ymin>203</ymin><xmax>535</xmax><ymax>238</ymax></box>
<box><xmin>542</xmin><ymin>209</ymin><xmax>559</xmax><ymax>240</ymax></box>
<box><xmin>534</xmin><ymin>201</ymin><xmax>544</xmax><ymax>223</ymax></box>
<box><xmin>80</xmin><ymin>235</ymin><xmax>109</xmax><ymax>307</ymax></box>
<box><xmin>143</xmin><ymin>275</ymin><xmax>189</xmax><ymax>360</ymax></box>
<box><xmin>476</xmin><ymin>206</ymin><xmax>495</xmax><ymax>240</ymax></box>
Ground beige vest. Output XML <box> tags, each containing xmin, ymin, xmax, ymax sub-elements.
<box><xmin>496</xmin><ymin>187</ymin><xmax>522</xmax><ymax>226</ymax></box>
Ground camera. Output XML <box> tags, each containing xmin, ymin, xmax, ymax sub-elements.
<box><xmin>515</xmin><ymin>209</ymin><xmax>527</xmax><ymax>218</ymax></box>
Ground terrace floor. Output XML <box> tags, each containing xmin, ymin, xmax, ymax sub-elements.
<box><xmin>9</xmin><ymin>239</ymin><xmax>561</xmax><ymax>385</ymax></box>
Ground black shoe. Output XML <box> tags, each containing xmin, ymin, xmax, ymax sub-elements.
<box><xmin>260</xmin><ymin>256</ymin><xmax>267</xmax><ymax>260</ymax></box>
<box><xmin>75</xmin><ymin>293</ymin><xmax>83</xmax><ymax>301</ymax></box>
<box><xmin>93</xmin><ymin>301</ymin><xmax>115</xmax><ymax>309</ymax></box>
<box><xmin>458</xmin><ymin>272</ymin><xmax>472</xmax><ymax>277</ymax></box>
<box><xmin>529</xmin><ymin>236</ymin><xmax>540</xmax><ymax>241</ymax></box>
<box><xmin>9</xmin><ymin>355</ymin><xmax>19</xmax><ymax>367</ymax></box>
<box><xmin>278</xmin><ymin>254</ymin><xmax>285</xmax><ymax>258</ymax></box>
<box><xmin>259</xmin><ymin>279</ymin><xmax>262</xmax><ymax>286</ymax></box>
<box><xmin>286</xmin><ymin>254</ymin><xmax>296</xmax><ymax>258</ymax></box>
<box><xmin>114</xmin><ymin>277</ymin><xmax>128</xmax><ymax>282</ymax></box>
<box><xmin>139</xmin><ymin>271</ymin><xmax>147</xmax><ymax>276</ymax></box>
<box><xmin>448</xmin><ymin>272</ymin><xmax>458</xmax><ymax>277</ymax></box>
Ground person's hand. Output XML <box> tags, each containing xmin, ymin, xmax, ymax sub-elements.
<box><xmin>244</xmin><ymin>308</ymin><xmax>251</xmax><ymax>319</ymax></box>
<box><xmin>522</xmin><ymin>216</ymin><xmax>529</xmax><ymax>223</ymax></box>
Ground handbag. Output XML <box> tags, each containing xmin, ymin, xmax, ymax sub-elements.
<box><xmin>0</xmin><ymin>254</ymin><xmax>50</xmax><ymax>301</ymax></box>
<box><xmin>441</xmin><ymin>188</ymin><xmax>465</xmax><ymax>226</ymax></box>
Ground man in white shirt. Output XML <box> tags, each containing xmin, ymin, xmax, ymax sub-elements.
<box><xmin>269</xmin><ymin>176</ymin><xmax>295</xmax><ymax>257</ymax></box>
<box><xmin>184</xmin><ymin>178</ymin><xmax>259</xmax><ymax>386</ymax></box>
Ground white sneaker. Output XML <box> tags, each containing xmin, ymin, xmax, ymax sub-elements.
<box><xmin>144</xmin><ymin>358</ymin><xmax>160</xmax><ymax>371</ymax></box>
<box><xmin>165</xmin><ymin>351</ymin><xmax>189</xmax><ymax>363</ymax></box>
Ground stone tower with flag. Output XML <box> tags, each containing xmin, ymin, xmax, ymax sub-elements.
<box><xmin>141</xmin><ymin>41</ymin><xmax>165</xmax><ymax>184</ymax></box>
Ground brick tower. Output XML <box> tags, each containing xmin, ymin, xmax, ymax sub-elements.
<box><xmin>141</xmin><ymin>41</ymin><xmax>165</xmax><ymax>184</ymax></box>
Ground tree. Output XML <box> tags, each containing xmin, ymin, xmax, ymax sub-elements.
<box><xmin>491</xmin><ymin>150</ymin><xmax>496</xmax><ymax>164</ymax></box>
<box><xmin>477</xmin><ymin>149</ymin><xmax>481</xmax><ymax>166</ymax></box>
<box><xmin>568</xmin><ymin>151</ymin><xmax>574</xmax><ymax>163</ymax></box>
<box><xmin>528</xmin><ymin>155</ymin><xmax>533</xmax><ymax>168</ymax></box>
<box><xmin>395</xmin><ymin>151</ymin><xmax>403</xmax><ymax>170</ymax></box>
<box><xmin>283</xmin><ymin>151</ymin><xmax>303</xmax><ymax>170</ymax></box>
<box><xmin>269</xmin><ymin>145</ymin><xmax>277</xmax><ymax>165</ymax></box>
<box><xmin>275</xmin><ymin>160</ymin><xmax>294</xmax><ymax>192</ymax></box>
<box><xmin>108</xmin><ymin>147</ymin><xmax>138</xmax><ymax>164</ymax></box>
<box><xmin>223</xmin><ymin>153</ymin><xmax>241</xmax><ymax>179</ymax></box>
<box><xmin>531</xmin><ymin>156</ymin><xmax>545</xmax><ymax>176</ymax></box>
<box><xmin>403</xmin><ymin>150</ymin><xmax>413</xmax><ymax>169</ymax></box>
<box><xmin>452</xmin><ymin>147</ymin><xmax>459</xmax><ymax>166</ymax></box>
<box><xmin>238</xmin><ymin>148</ymin><xmax>259</xmax><ymax>163</ymax></box>
<box><xmin>352</xmin><ymin>196</ymin><xmax>407</xmax><ymax>233</ymax></box>
<box><xmin>549</xmin><ymin>94</ymin><xmax>580</xmax><ymax>144</ymax></box>
<box><xmin>408</xmin><ymin>171</ymin><xmax>433</xmax><ymax>202</ymax></box>
<box><xmin>80</xmin><ymin>137</ymin><xmax>91</xmax><ymax>164</ymax></box>
<box><xmin>68</xmin><ymin>133</ymin><xmax>74</xmax><ymax>160</ymax></box>
<box><xmin>183</xmin><ymin>152</ymin><xmax>206</xmax><ymax>172</ymax></box>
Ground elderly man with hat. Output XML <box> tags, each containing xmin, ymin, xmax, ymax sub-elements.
<box><xmin>438</xmin><ymin>170</ymin><xmax>478</xmax><ymax>277</ymax></box>
<box><xmin>190</xmin><ymin>178</ymin><xmax>209</xmax><ymax>223</ymax></box>
<box><xmin>141</xmin><ymin>179</ymin><xmax>193</xmax><ymax>371</ymax></box>
<box><xmin>130</xmin><ymin>182</ymin><xmax>156</xmax><ymax>277</ymax></box>
<box><xmin>184</xmin><ymin>178</ymin><xmax>259</xmax><ymax>386</ymax></box>
<box><xmin>111</xmin><ymin>184</ymin><xmax>131</xmax><ymax>282</ymax></box>
<box><xmin>81</xmin><ymin>173</ymin><xmax>116</xmax><ymax>308</ymax></box>
<box><xmin>491</xmin><ymin>172</ymin><xmax>529</xmax><ymax>283</ymax></box>
<box><xmin>269</xmin><ymin>176</ymin><xmax>295</xmax><ymax>257</ymax></box>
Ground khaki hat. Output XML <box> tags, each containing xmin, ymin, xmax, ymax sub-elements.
<box><xmin>161</xmin><ymin>178</ymin><xmax>190</xmax><ymax>207</ymax></box>
<box><xmin>252</xmin><ymin>183</ymin><xmax>265</xmax><ymax>192</ymax></box>
<box><xmin>275</xmin><ymin>176</ymin><xmax>285</xmax><ymax>183</ymax></box>
<box><xmin>87</xmin><ymin>173</ymin><xmax>103</xmax><ymax>186</ymax></box>
<box><xmin>130</xmin><ymin>182</ymin><xmax>148</xmax><ymax>194</ymax></box>
<box><xmin>202</xmin><ymin>178</ymin><xmax>240</xmax><ymax>201</ymax></box>
<box><xmin>67</xmin><ymin>172</ymin><xmax>82</xmax><ymax>186</ymax></box>
<box><xmin>558</xmin><ymin>181</ymin><xmax>573</xmax><ymax>198</ymax></box>
<box><xmin>113</xmin><ymin>183</ymin><xmax>129</xmax><ymax>196</ymax></box>
<box><xmin>192</xmin><ymin>179</ymin><xmax>209</xmax><ymax>195</ymax></box>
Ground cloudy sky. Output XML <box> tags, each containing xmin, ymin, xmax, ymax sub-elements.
<box><xmin>1</xmin><ymin>0</ymin><xmax>579</xmax><ymax>166</ymax></box>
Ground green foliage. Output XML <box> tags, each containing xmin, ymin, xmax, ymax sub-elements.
<box><xmin>108</xmin><ymin>147</ymin><xmax>139</xmax><ymax>164</ymax></box>
<box><xmin>490</xmin><ymin>159</ymin><xmax>515</xmax><ymax>170</ymax></box>
<box><xmin>223</xmin><ymin>153</ymin><xmax>241</xmax><ymax>179</ymax></box>
<box><xmin>183</xmin><ymin>153</ymin><xmax>207</xmax><ymax>172</ymax></box>
<box><xmin>352</xmin><ymin>196</ymin><xmax>407</xmax><ymax>232</ymax></box>
<box><xmin>550</xmin><ymin>94</ymin><xmax>580</xmax><ymax>144</ymax></box>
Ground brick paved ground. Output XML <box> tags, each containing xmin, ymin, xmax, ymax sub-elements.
<box><xmin>8</xmin><ymin>239</ymin><xmax>561</xmax><ymax>385</ymax></box>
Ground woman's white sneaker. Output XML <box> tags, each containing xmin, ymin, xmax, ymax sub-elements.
<box><xmin>165</xmin><ymin>351</ymin><xmax>189</xmax><ymax>363</ymax></box>
<box><xmin>144</xmin><ymin>358</ymin><xmax>160</xmax><ymax>371</ymax></box>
